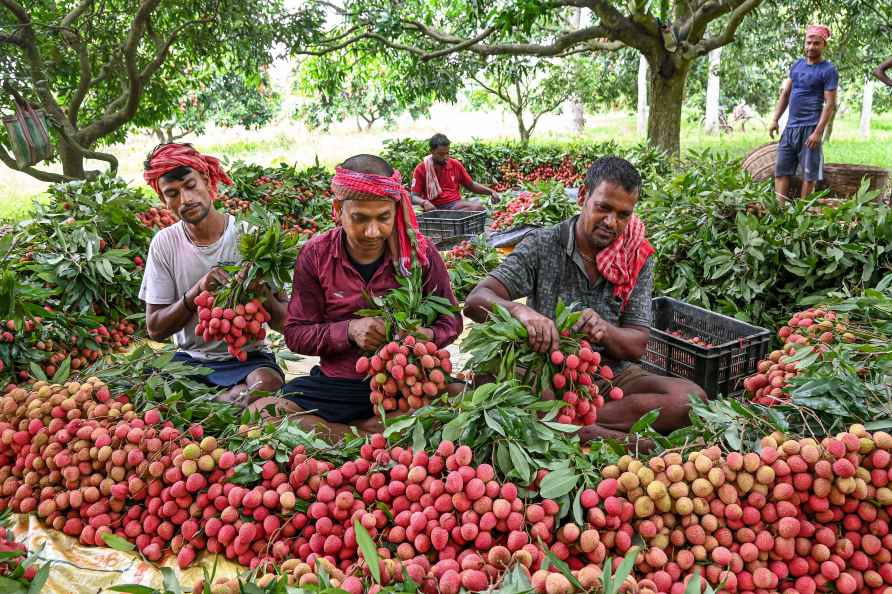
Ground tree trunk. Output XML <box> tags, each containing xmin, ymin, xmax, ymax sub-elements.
<box><xmin>516</xmin><ymin>111</ymin><xmax>530</xmax><ymax>146</ymax></box>
<box><xmin>636</xmin><ymin>55</ymin><xmax>649</xmax><ymax>138</ymax></box>
<box><xmin>58</xmin><ymin>138</ymin><xmax>86</xmax><ymax>179</ymax></box>
<box><xmin>567</xmin><ymin>7</ymin><xmax>585</xmax><ymax>135</ymax></box>
<box><xmin>153</xmin><ymin>128</ymin><xmax>165</xmax><ymax>143</ymax></box>
<box><xmin>704</xmin><ymin>48</ymin><xmax>722</xmax><ymax>134</ymax></box>
<box><xmin>569</xmin><ymin>102</ymin><xmax>585</xmax><ymax>134</ymax></box>
<box><xmin>860</xmin><ymin>78</ymin><xmax>874</xmax><ymax>140</ymax></box>
<box><xmin>647</xmin><ymin>63</ymin><xmax>688</xmax><ymax>156</ymax></box>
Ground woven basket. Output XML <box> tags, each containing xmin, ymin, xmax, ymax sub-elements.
<box><xmin>742</xmin><ymin>143</ymin><xmax>890</xmax><ymax>200</ymax></box>
<box><xmin>823</xmin><ymin>163</ymin><xmax>889</xmax><ymax>198</ymax></box>
<box><xmin>741</xmin><ymin>142</ymin><xmax>779</xmax><ymax>182</ymax></box>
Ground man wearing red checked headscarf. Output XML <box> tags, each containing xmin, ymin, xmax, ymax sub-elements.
<box><xmin>138</xmin><ymin>143</ymin><xmax>287</xmax><ymax>405</ymax></box>
<box><xmin>466</xmin><ymin>157</ymin><xmax>706</xmax><ymax>450</ymax></box>
<box><xmin>256</xmin><ymin>154</ymin><xmax>461</xmax><ymax>435</ymax></box>
<box><xmin>769</xmin><ymin>24</ymin><xmax>838</xmax><ymax>204</ymax></box>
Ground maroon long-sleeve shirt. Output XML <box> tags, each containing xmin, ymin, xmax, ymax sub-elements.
<box><xmin>284</xmin><ymin>227</ymin><xmax>463</xmax><ymax>380</ymax></box>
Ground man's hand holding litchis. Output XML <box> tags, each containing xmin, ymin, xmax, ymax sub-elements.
<box><xmin>348</xmin><ymin>317</ymin><xmax>388</xmax><ymax>352</ymax></box>
<box><xmin>572</xmin><ymin>308</ymin><xmax>608</xmax><ymax>344</ymax></box>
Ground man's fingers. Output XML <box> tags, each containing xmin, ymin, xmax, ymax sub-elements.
<box><xmin>548</xmin><ymin>323</ymin><xmax>560</xmax><ymax>352</ymax></box>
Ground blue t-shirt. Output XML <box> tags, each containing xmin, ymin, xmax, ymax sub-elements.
<box><xmin>787</xmin><ymin>58</ymin><xmax>838</xmax><ymax>128</ymax></box>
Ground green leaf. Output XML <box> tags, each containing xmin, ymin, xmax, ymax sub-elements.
<box><xmin>383</xmin><ymin>416</ymin><xmax>416</xmax><ymax>438</ymax></box>
<box><xmin>629</xmin><ymin>409</ymin><xmax>660</xmax><ymax>434</ymax></box>
<box><xmin>101</xmin><ymin>532</ymin><xmax>135</xmax><ymax>552</ymax></box>
<box><xmin>412</xmin><ymin>421</ymin><xmax>425</xmax><ymax>452</ymax></box>
<box><xmin>0</xmin><ymin>576</ymin><xmax>26</xmax><ymax>594</ymax></box>
<box><xmin>353</xmin><ymin>519</ymin><xmax>381</xmax><ymax>584</ymax></box>
<box><xmin>160</xmin><ymin>567</ymin><xmax>182</xmax><ymax>594</ymax></box>
<box><xmin>572</xmin><ymin>487</ymin><xmax>584</xmax><ymax>526</ymax></box>
<box><xmin>108</xmin><ymin>587</ymin><xmax>157</xmax><ymax>594</ymax></box>
<box><xmin>442</xmin><ymin>413</ymin><xmax>469</xmax><ymax>442</ymax></box>
<box><xmin>684</xmin><ymin>574</ymin><xmax>702</xmax><ymax>594</ymax></box>
<box><xmin>612</xmin><ymin>546</ymin><xmax>640</xmax><ymax>592</ymax></box>
<box><xmin>483</xmin><ymin>410</ymin><xmax>506</xmax><ymax>436</ymax></box>
<box><xmin>51</xmin><ymin>356</ymin><xmax>71</xmax><ymax>384</ymax></box>
<box><xmin>542</xmin><ymin>551</ymin><xmax>582</xmax><ymax>590</ymax></box>
<box><xmin>27</xmin><ymin>563</ymin><xmax>50</xmax><ymax>594</ymax></box>
<box><xmin>538</xmin><ymin>467</ymin><xmax>579</xmax><ymax>499</ymax></box>
<box><xmin>507</xmin><ymin>442</ymin><xmax>531</xmax><ymax>483</ymax></box>
<box><xmin>494</xmin><ymin>564</ymin><xmax>533</xmax><ymax>594</ymax></box>
<box><xmin>29</xmin><ymin>363</ymin><xmax>47</xmax><ymax>382</ymax></box>
<box><xmin>864</xmin><ymin>419</ymin><xmax>892</xmax><ymax>431</ymax></box>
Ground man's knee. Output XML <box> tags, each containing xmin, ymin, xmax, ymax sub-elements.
<box><xmin>247</xmin><ymin>368</ymin><xmax>284</xmax><ymax>392</ymax></box>
<box><xmin>663</xmin><ymin>378</ymin><xmax>706</xmax><ymax>411</ymax></box>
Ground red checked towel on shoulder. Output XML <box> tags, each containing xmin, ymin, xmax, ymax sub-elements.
<box><xmin>422</xmin><ymin>155</ymin><xmax>443</xmax><ymax>202</ymax></box>
<box><xmin>596</xmin><ymin>215</ymin><xmax>654</xmax><ymax>311</ymax></box>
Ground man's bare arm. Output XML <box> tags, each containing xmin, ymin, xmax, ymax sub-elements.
<box><xmin>808</xmin><ymin>89</ymin><xmax>837</xmax><ymax>148</ymax></box>
<box><xmin>874</xmin><ymin>57</ymin><xmax>892</xmax><ymax>88</ymax></box>
<box><xmin>146</xmin><ymin>300</ymin><xmax>196</xmax><ymax>342</ymax></box>
<box><xmin>464</xmin><ymin>276</ymin><xmax>559</xmax><ymax>353</ymax></box>
<box><xmin>467</xmin><ymin>181</ymin><xmax>499</xmax><ymax>200</ymax></box>
<box><xmin>769</xmin><ymin>79</ymin><xmax>793</xmax><ymax>137</ymax></box>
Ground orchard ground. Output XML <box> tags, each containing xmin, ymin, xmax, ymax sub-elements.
<box><xmin>1</xmin><ymin>105</ymin><xmax>891</xmax><ymax>221</ymax></box>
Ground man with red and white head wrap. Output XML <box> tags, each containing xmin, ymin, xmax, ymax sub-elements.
<box><xmin>138</xmin><ymin>143</ymin><xmax>287</xmax><ymax>404</ymax></box>
<box><xmin>269</xmin><ymin>154</ymin><xmax>461</xmax><ymax>434</ymax></box>
<box><xmin>769</xmin><ymin>24</ymin><xmax>839</xmax><ymax>203</ymax></box>
<box><xmin>465</xmin><ymin>156</ymin><xmax>706</xmax><ymax>449</ymax></box>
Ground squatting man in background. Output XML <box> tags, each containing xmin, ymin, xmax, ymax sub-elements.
<box><xmin>140</xmin><ymin>143</ymin><xmax>288</xmax><ymax>405</ymax></box>
<box><xmin>465</xmin><ymin>156</ymin><xmax>706</xmax><ymax>447</ymax></box>
<box><xmin>411</xmin><ymin>133</ymin><xmax>501</xmax><ymax>212</ymax></box>
<box><xmin>769</xmin><ymin>24</ymin><xmax>838</xmax><ymax>204</ymax></box>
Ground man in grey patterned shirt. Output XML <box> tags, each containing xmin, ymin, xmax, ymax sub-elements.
<box><xmin>465</xmin><ymin>157</ymin><xmax>705</xmax><ymax>445</ymax></box>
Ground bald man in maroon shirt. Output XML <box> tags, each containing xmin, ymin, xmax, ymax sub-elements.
<box><xmin>250</xmin><ymin>154</ymin><xmax>462</xmax><ymax>437</ymax></box>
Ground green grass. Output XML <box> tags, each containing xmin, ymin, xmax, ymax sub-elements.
<box><xmin>1</xmin><ymin>108</ymin><xmax>889</xmax><ymax>222</ymax></box>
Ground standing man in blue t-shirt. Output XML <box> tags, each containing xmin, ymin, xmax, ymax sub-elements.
<box><xmin>769</xmin><ymin>24</ymin><xmax>838</xmax><ymax>203</ymax></box>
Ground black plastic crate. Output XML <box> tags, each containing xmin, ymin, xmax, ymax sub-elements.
<box><xmin>418</xmin><ymin>210</ymin><xmax>486</xmax><ymax>243</ymax></box>
<box><xmin>640</xmin><ymin>297</ymin><xmax>771</xmax><ymax>398</ymax></box>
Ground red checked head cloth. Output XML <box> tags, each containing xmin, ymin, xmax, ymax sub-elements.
<box><xmin>331</xmin><ymin>166</ymin><xmax>430</xmax><ymax>276</ymax></box>
<box><xmin>143</xmin><ymin>143</ymin><xmax>233</xmax><ymax>199</ymax></box>
<box><xmin>596</xmin><ymin>215</ymin><xmax>655</xmax><ymax>311</ymax></box>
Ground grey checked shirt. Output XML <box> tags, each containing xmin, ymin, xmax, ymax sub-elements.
<box><xmin>489</xmin><ymin>217</ymin><xmax>653</xmax><ymax>373</ymax></box>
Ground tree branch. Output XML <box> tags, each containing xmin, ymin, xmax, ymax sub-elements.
<box><xmin>695</xmin><ymin>0</ymin><xmax>763</xmax><ymax>54</ymax></box>
<box><xmin>0</xmin><ymin>0</ymin><xmax>29</xmax><ymax>24</ymax></box>
<box><xmin>4</xmin><ymin>0</ymin><xmax>82</xmax><ymax>142</ymax></box>
<box><xmin>470</xmin><ymin>73</ymin><xmax>516</xmax><ymax>110</ymax></box>
<box><xmin>80</xmin><ymin>8</ymin><xmax>212</xmax><ymax>145</ymax></box>
<box><xmin>402</xmin><ymin>23</ymin><xmax>499</xmax><ymax>59</ymax></box>
<box><xmin>361</xmin><ymin>24</ymin><xmax>613</xmax><ymax>60</ymax></box>
<box><xmin>58</xmin><ymin>0</ymin><xmax>95</xmax><ymax>127</ymax></box>
<box><xmin>60</xmin><ymin>0</ymin><xmax>93</xmax><ymax>29</ymax></box>
<box><xmin>0</xmin><ymin>32</ymin><xmax>22</xmax><ymax>46</ymax></box>
<box><xmin>294</xmin><ymin>33</ymin><xmax>370</xmax><ymax>56</ymax></box>
<box><xmin>0</xmin><ymin>145</ymin><xmax>71</xmax><ymax>183</ymax></box>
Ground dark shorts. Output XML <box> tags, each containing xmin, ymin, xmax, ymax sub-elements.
<box><xmin>282</xmin><ymin>366</ymin><xmax>373</xmax><ymax>424</ymax></box>
<box><xmin>595</xmin><ymin>363</ymin><xmax>653</xmax><ymax>395</ymax></box>
<box><xmin>171</xmin><ymin>351</ymin><xmax>284</xmax><ymax>388</ymax></box>
<box><xmin>775</xmin><ymin>125</ymin><xmax>824</xmax><ymax>182</ymax></box>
